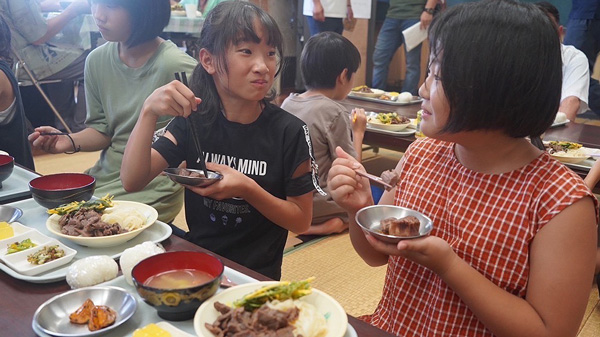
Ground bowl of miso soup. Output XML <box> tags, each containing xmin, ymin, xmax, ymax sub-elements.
<box><xmin>131</xmin><ymin>251</ymin><xmax>224</xmax><ymax>321</ymax></box>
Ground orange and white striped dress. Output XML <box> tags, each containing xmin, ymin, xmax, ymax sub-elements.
<box><xmin>362</xmin><ymin>138</ymin><xmax>597</xmax><ymax>336</ymax></box>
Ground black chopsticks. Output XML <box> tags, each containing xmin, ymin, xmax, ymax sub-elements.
<box><xmin>174</xmin><ymin>72</ymin><xmax>209</xmax><ymax>178</ymax></box>
<box><xmin>39</xmin><ymin>132</ymin><xmax>69</xmax><ymax>136</ymax></box>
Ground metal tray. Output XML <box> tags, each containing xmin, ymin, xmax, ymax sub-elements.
<box><xmin>31</xmin><ymin>268</ymin><xmax>258</xmax><ymax>337</ymax></box>
<box><xmin>348</xmin><ymin>93</ymin><xmax>422</xmax><ymax>106</ymax></box>
<box><xmin>0</xmin><ymin>198</ymin><xmax>172</xmax><ymax>283</ymax></box>
<box><xmin>31</xmin><ymin>271</ymin><xmax>358</xmax><ymax>337</ymax></box>
<box><xmin>0</xmin><ymin>165</ymin><xmax>39</xmax><ymax>204</ymax></box>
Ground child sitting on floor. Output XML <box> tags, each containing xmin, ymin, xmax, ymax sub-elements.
<box><xmin>281</xmin><ymin>31</ymin><xmax>366</xmax><ymax>236</ymax></box>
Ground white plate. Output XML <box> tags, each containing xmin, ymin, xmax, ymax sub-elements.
<box><xmin>348</xmin><ymin>93</ymin><xmax>423</xmax><ymax>106</ymax></box>
<box><xmin>0</xmin><ymin>221</ymin><xmax>34</xmax><ymax>244</ymax></box>
<box><xmin>366</xmin><ymin>125</ymin><xmax>416</xmax><ymax>137</ymax></box>
<box><xmin>194</xmin><ymin>281</ymin><xmax>348</xmax><ymax>337</ymax></box>
<box><xmin>0</xmin><ymin>228</ymin><xmax>49</xmax><ymax>256</ymax></box>
<box><xmin>550</xmin><ymin>119</ymin><xmax>569</xmax><ymax>128</ymax></box>
<box><xmin>367</xmin><ymin>120</ymin><xmax>410</xmax><ymax>131</ymax></box>
<box><xmin>2</xmin><ymin>239</ymin><xmax>76</xmax><ymax>276</ymax></box>
<box><xmin>171</xmin><ymin>10</ymin><xmax>186</xmax><ymax>16</ymax></box>
<box><xmin>46</xmin><ymin>200</ymin><xmax>158</xmax><ymax>248</ymax></box>
<box><xmin>550</xmin><ymin>152</ymin><xmax>590</xmax><ymax>164</ymax></box>
<box><xmin>349</xmin><ymin>88</ymin><xmax>385</xmax><ymax>98</ymax></box>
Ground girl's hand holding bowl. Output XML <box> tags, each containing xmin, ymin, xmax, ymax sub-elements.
<box><xmin>184</xmin><ymin>162</ymin><xmax>250</xmax><ymax>200</ymax></box>
<box><xmin>366</xmin><ymin>233</ymin><xmax>459</xmax><ymax>277</ymax></box>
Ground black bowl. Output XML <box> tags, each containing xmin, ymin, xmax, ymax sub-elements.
<box><xmin>132</xmin><ymin>251</ymin><xmax>224</xmax><ymax>321</ymax></box>
<box><xmin>0</xmin><ymin>155</ymin><xmax>14</xmax><ymax>188</ymax></box>
<box><xmin>29</xmin><ymin>173</ymin><xmax>96</xmax><ymax>209</ymax></box>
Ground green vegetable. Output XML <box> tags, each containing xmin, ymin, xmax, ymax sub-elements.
<box><xmin>27</xmin><ymin>245</ymin><xmax>65</xmax><ymax>265</ymax></box>
<box><xmin>7</xmin><ymin>238</ymin><xmax>37</xmax><ymax>254</ymax></box>
<box><xmin>47</xmin><ymin>194</ymin><xmax>114</xmax><ymax>216</ymax></box>
<box><xmin>233</xmin><ymin>277</ymin><xmax>315</xmax><ymax>311</ymax></box>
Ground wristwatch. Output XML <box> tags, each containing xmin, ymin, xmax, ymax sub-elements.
<box><xmin>423</xmin><ymin>7</ymin><xmax>435</xmax><ymax>15</ymax></box>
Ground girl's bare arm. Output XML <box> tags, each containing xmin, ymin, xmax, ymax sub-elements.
<box><xmin>440</xmin><ymin>197</ymin><xmax>597</xmax><ymax>337</ymax></box>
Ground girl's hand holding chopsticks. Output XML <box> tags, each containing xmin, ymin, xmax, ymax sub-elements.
<box><xmin>141</xmin><ymin>80</ymin><xmax>201</xmax><ymax>119</ymax></box>
<box><xmin>28</xmin><ymin>126</ymin><xmax>74</xmax><ymax>154</ymax></box>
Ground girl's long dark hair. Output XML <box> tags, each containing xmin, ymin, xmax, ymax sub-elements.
<box><xmin>188</xmin><ymin>1</ymin><xmax>283</xmax><ymax>125</ymax></box>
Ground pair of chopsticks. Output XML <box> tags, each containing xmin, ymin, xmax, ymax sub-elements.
<box><xmin>39</xmin><ymin>132</ymin><xmax>69</xmax><ymax>136</ymax></box>
<box><xmin>174</xmin><ymin>72</ymin><xmax>209</xmax><ymax>178</ymax></box>
<box><xmin>355</xmin><ymin>170</ymin><xmax>394</xmax><ymax>190</ymax></box>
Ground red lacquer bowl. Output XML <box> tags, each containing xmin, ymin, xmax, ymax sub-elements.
<box><xmin>0</xmin><ymin>154</ymin><xmax>14</xmax><ymax>188</ymax></box>
<box><xmin>29</xmin><ymin>173</ymin><xmax>96</xmax><ymax>209</ymax></box>
<box><xmin>132</xmin><ymin>251</ymin><xmax>224</xmax><ymax>321</ymax></box>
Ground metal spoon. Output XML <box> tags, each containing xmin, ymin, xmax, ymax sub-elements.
<box><xmin>220</xmin><ymin>274</ymin><xmax>237</xmax><ymax>288</ymax></box>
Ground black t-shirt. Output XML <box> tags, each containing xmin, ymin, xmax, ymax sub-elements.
<box><xmin>152</xmin><ymin>103</ymin><xmax>316</xmax><ymax>279</ymax></box>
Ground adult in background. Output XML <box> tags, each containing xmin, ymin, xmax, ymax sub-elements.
<box><xmin>29</xmin><ymin>0</ymin><xmax>197</xmax><ymax>225</ymax></box>
<box><xmin>304</xmin><ymin>0</ymin><xmax>354</xmax><ymax>36</ymax></box>
<box><xmin>563</xmin><ymin>0</ymin><xmax>600</xmax><ymax>118</ymax></box>
<box><xmin>0</xmin><ymin>15</ymin><xmax>34</xmax><ymax>170</ymax></box>
<box><xmin>0</xmin><ymin>0</ymin><xmax>90</xmax><ymax>132</ymax></box>
<box><xmin>371</xmin><ymin>0</ymin><xmax>438</xmax><ymax>95</ymax></box>
<box><xmin>537</xmin><ymin>1</ymin><xmax>590</xmax><ymax>121</ymax></box>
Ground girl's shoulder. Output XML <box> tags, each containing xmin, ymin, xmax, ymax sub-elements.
<box><xmin>405</xmin><ymin>137</ymin><xmax>452</xmax><ymax>157</ymax></box>
<box><xmin>87</xmin><ymin>41</ymin><xmax>117</xmax><ymax>61</ymax></box>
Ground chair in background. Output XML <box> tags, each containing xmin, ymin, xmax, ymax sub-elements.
<box><xmin>11</xmin><ymin>46</ymin><xmax>73</xmax><ymax>133</ymax></box>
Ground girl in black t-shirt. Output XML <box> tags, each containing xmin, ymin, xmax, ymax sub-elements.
<box><xmin>121</xmin><ymin>1</ymin><xmax>317</xmax><ymax>279</ymax></box>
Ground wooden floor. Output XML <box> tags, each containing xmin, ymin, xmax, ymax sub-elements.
<box><xmin>32</xmin><ymin>149</ymin><xmax>600</xmax><ymax>336</ymax></box>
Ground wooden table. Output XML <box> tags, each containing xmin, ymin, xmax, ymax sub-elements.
<box><xmin>342</xmin><ymin>97</ymin><xmax>600</xmax><ymax>182</ymax></box>
<box><xmin>0</xmin><ymin>234</ymin><xmax>396</xmax><ymax>337</ymax></box>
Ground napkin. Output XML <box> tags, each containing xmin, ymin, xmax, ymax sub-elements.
<box><xmin>402</xmin><ymin>22</ymin><xmax>428</xmax><ymax>52</ymax></box>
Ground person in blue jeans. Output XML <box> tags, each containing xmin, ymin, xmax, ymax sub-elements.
<box><xmin>372</xmin><ymin>0</ymin><xmax>438</xmax><ymax>95</ymax></box>
<box><xmin>563</xmin><ymin>0</ymin><xmax>600</xmax><ymax>117</ymax></box>
<box><xmin>303</xmin><ymin>0</ymin><xmax>354</xmax><ymax>36</ymax></box>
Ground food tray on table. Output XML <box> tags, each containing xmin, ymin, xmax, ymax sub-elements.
<box><xmin>366</xmin><ymin>125</ymin><xmax>416</xmax><ymax>137</ymax></box>
<box><xmin>348</xmin><ymin>92</ymin><xmax>422</xmax><ymax>106</ymax></box>
<box><xmin>31</xmin><ymin>269</ymin><xmax>358</xmax><ymax>337</ymax></box>
<box><xmin>0</xmin><ymin>198</ymin><xmax>172</xmax><ymax>283</ymax></box>
<box><xmin>543</xmin><ymin>141</ymin><xmax>600</xmax><ymax>169</ymax></box>
<box><xmin>0</xmin><ymin>165</ymin><xmax>40</xmax><ymax>203</ymax></box>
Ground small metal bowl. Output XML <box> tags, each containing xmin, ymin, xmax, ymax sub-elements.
<box><xmin>355</xmin><ymin>205</ymin><xmax>433</xmax><ymax>243</ymax></box>
<box><xmin>32</xmin><ymin>286</ymin><xmax>137</xmax><ymax>337</ymax></box>
<box><xmin>0</xmin><ymin>205</ymin><xmax>22</xmax><ymax>223</ymax></box>
<box><xmin>163</xmin><ymin>168</ymin><xmax>223</xmax><ymax>187</ymax></box>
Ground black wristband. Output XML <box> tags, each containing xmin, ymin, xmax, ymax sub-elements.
<box><xmin>423</xmin><ymin>7</ymin><xmax>435</xmax><ymax>15</ymax></box>
<box><xmin>64</xmin><ymin>134</ymin><xmax>81</xmax><ymax>154</ymax></box>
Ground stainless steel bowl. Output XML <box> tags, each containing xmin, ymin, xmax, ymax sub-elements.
<box><xmin>163</xmin><ymin>168</ymin><xmax>223</xmax><ymax>187</ymax></box>
<box><xmin>32</xmin><ymin>286</ymin><xmax>137</xmax><ymax>337</ymax></box>
<box><xmin>0</xmin><ymin>205</ymin><xmax>22</xmax><ymax>223</ymax></box>
<box><xmin>355</xmin><ymin>205</ymin><xmax>433</xmax><ymax>243</ymax></box>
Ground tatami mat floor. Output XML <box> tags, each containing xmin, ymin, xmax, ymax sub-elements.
<box><xmin>32</xmin><ymin>148</ymin><xmax>600</xmax><ymax>335</ymax></box>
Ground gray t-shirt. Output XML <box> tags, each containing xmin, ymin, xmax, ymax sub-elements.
<box><xmin>281</xmin><ymin>93</ymin><xmax>357</xmax><ymax>222</ymax></box>
<box><xmin>1</xmin><ymin>0</ymin><xmax>85</xmax><ymax>80</ymax></box>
